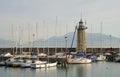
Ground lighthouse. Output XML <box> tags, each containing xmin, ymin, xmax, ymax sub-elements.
<box><xmin>77</xmin><ymin>19</ymin><xmax>87</xmax><ymax>53</ymax></box>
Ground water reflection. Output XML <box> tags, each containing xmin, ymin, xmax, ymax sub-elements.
<box><xmin>1</xmin><ymin>62</ymin><xmax>120</xmax><ymax>77</ymax></box>
<box><xmin>66</xmin><ymin>64</ymin><xmax>91</xmax><ymax>77</ymax></box>
<box><xmin>31</xmin><ymin>67</ymin><xmax>57</xmax><ymax>77</ymax></box>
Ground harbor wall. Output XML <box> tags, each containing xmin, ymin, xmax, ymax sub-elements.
<box><xmin>0</xmin><ymin>47</ymin><xmax>119</xmax><ymax>54</ymax></box>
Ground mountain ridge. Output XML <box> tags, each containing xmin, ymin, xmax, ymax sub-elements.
<box><xmin>0</xmin><ymin>32</ymin><xmax>119</xmax><ymax>48</ymax></box>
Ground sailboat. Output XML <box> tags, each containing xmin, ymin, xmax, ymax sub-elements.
<box><xmin>38</xmin><ymin>23</ymin><xmax>57</xmax><ymax>68</ymax></box>
<box><xmin>89</xmin><ymin>24</ymin><xmax>97</xmax><ymax>62</ymax></box>
<box><xmin>96</xmin><ymin>22</ymin><xmax>106</xmax><ymax>61</ymax></box>
<box><xmin>1</xmin><ymin>25</ymin><xmax>15</xmax><ymax>66</ymax></box>
<box><xmin>5</xmin><ymin>25</ymin><xmax>16</xmax><ymax>67</ymax></box>
<box><xmin>30</xmin><ymin>23</ymin><xmax>47</xmax><ymax>69</ymax></box>
<box><xmin>67</xmin><ymin>52</ymin><xmax>92</xmax><ymax>64</ymax></box>
<box><xmin>21</xmin><ymin>25</ymin><xmax>32</xmax><ymax>68</ymax></box>
<box><xmin>12</xmin><ymin>26</ymin><xmax>24</xmax><ymax>67</ymax></box>
<box><xmin>38</xmin><ymin>45</ymin><xmax>57</xmax><ymax>68</ymax></box>
<box><xmin>67</xmin><ymin>56</ymin><xmax>91</xmax><ymax>64</ymax></box>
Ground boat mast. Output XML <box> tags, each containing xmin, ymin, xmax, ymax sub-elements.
<box><xmin>43</xmin><ymin>20</ymin><xmax>45</xmax><ymax>53</ymax></box>
<box><xmin>20</xmin><ymin>26</ymin><xmax>24</xmax><ymax>55</ymax></box>
<box><xmin>18</xmin><ymin>25</ymin><xmax>24</xmax><ymax>59</ymax></box>
<box><xmin>11</xmin><ymin>24</ymin><xmax>14</xmax><ymax>56</ymax></box>
<box><xmin>65</xmin><ymin>24</ymin><xmax>68</xmax><ymax>52</ymax></box>
<box><xmin>55</xmin><ymin>16</ymin><xmax>58</xmax><ymax>55</ymax></box>
<box><xmin>59</xmin><ymin>23</ymin><xmax>62</xmax><ymax>53</ymax></box>
<box><xmin>36</xmin><ymin>22</ymin><xmax>39</xmax><ymax>60</ymax></box>
<box><xmin>19</xmin><ymin>26</ymin><xmax>21</xmax><ymax>55</ymax></box>
<box><xmin>47</xmin><ymin>24</ymin><xmax>49</xmax><ymax>62</ymax></box>
<box><xmin>15</xmin><ymin>25</ymin><xmax>18</xmax><ymax>56</ymax></box>
<box><xmin>28</xmin><ymin>24</ymin><xmax>31</xmax><ymax>58</ymax></box>
<box><xmin>21</xmin><ymin>26</ymin><xmax>24</xmax><ymax>54</ymax></box>
<box><xmin>100</xmin><ymin>22</ymin><xmax>103</xmax><ymax>53</ymax></box>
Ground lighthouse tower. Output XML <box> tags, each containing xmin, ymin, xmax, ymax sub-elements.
<box><xmin>77</xmin><ymin>19</ymin><xmax>87</xmax><ymax>53</ymax></box>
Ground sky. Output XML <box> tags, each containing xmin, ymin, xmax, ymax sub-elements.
<box><xmin>0</xmin><ymin>0</ymin><xmax>120</xmax><ymax>42</ymax></box>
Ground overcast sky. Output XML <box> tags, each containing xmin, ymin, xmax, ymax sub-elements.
<box><xmin>0</xmin><ymin>0</ymin><xmax>120</xmax><ymax>41</ymax></box>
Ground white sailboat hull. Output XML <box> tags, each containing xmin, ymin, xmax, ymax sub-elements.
<box><xmin>40</xmin><ymin>62</ymin><xmax>57</xmax><ymax>68</ymax></box>
<box><xmin>21</xmin><ymin>63</ymin><xmax>31</xmax><ymax>68</ymax></box>
<box><xmin>21</xmin><ymin>60</ymin><xmax>32</xmax><ymax>68</ymax></box>
<box><xmin>31</xmin><ymin>63</ymin><xmax>41</xmax><ymax>68</ymax></box>
<box><xmin>68</xmin><ymin>57</ymin><xmax>91</xmax><ymax>64</ymax></box>
<box><xmin>30</xmin><ymin>60</ymin><xmax>47</xmax><ymax>69</ymax></box>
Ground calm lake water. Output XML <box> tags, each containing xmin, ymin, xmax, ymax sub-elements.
<box><xmin>0</xmin><ymin>62</ymin><xmax>120</xmax><ymax>77</ymax></box>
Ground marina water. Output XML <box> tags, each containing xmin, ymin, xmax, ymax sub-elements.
<box><xmin>0</xmin><ymin>62</ymin><xmax>120</xmax><ymax>77</ymax></box>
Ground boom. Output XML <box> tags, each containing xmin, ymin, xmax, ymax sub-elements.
<box><xmin>69</xmin><ymin>26</ymin><xmax>77</xmax><ymax>53</ymax></box>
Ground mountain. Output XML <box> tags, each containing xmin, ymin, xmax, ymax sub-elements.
<box><xmin>0</xmin><ymin>38</ymin><xmax>13</xmax><ymax>48</ymax></box>
<box><xmin>32</xmin><ymin>32</ymin><xmax>120</xmax><ymax>48</ymax></box>
<box><xmin>0</xmin><ymin>32</ymin><xmax>120</xmax><ymax>48</ymax></box>
<box><xmin>86</xmin><ymin>33</ymin><xmax>119</xmax><ymax>48</ymax></box>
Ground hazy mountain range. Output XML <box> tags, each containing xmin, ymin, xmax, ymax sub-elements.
<box><xmin>0</xmin><ymin>32</ymin><xmax>120</xmax><ymax>48</ymax></box>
